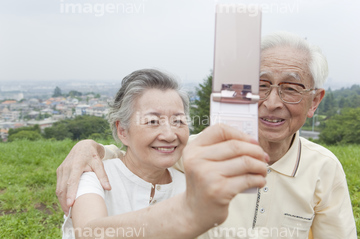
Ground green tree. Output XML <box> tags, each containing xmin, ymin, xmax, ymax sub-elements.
<box><xmin>44</xmin><ymin>124</ymin><xmax>73</xmax><ymax>140</ymax></box>
<box><xmin>8</xmin><ymin>125</ymin><xmax>41</xmax><ymax>137</ymax></box>
<box><xmin>317</xmin><ymin>84</ymin><xmax>360</xmax><ymax>113</ymax></box>
<box><xmin>348</xmin><ymin>95</ymin><xmax>360</xmax><ymax>108</ymax></box>
<box><xmin>53</xmin><ymin>86</ymin><xmax>62</xmax><ymax>97</ymax></box>
<box><xmin>68</xmin><ymin>90</ymin><xmax>82</xmax><ymax>97</ymax></box>
<box><xmin>43</xmin><ymin>115</ymin><xmax>110</xmax><ymax>140</ymax></box>
<box><xmin>320</xmin><ymin>108</ymin><xmax>360</xmax><ymax>144</ymax></box>
<box><xmin>321</xmin><ymin>89</ymin><xmax>336</xmax><ymax>117</ymax></box>
<box><xmin>338</xmin><ymin>97</ymin><xmax>346</xmax><ymax>109</ymax></box>
<box><xmin>190</xmin><ymin>73</ymin><xmax>212</xmax><ymax>134</ymax></box>
<box><xmin>89</xmin><ymin>133</ymin><xmax>104</xmax><ymax>140</ymax></box>
<box><xmin>8</xmin><ymin>130</ymin><xmax>42</xmax><ymax>141</ymax></box>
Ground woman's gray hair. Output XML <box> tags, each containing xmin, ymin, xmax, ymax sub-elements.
<box><xmin>261</xmin><ymin>31</ymin><xmax>328</xmax><ymax>88</ymax></box>
<box><xmin>108</xmin><ymin>69</ymin><xmax>189</xmax><ymax>141</ymax></box>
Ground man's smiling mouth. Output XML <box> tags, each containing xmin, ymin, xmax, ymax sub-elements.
<box><xmin>261</xmin><ymin>118</ymin><xmax>285</xmax><ymax>123</ymax></box>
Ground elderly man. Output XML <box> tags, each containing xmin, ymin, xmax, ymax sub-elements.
<box><xmin>56</xmin><ymin>32</ymin><xmax>357</xmax><ymax>238</ymax></box>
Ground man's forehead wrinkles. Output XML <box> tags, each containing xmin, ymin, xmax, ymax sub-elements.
<box><xmin>261</xmin><ymin>63</ymin><xmax>307</xmax><ymax>74</ymax></box>
<box><xmin>262</xmin><ymin>51</ymin><xmax>307</xmax><ymax>64</ymax></box>
<box><xmin>262</xmin><ymin>59</ymin><xmax>304</xmax><ymax>68</ymax></box>
<box><xmin>260</xmin><ymin>71</ymin><xmax>302</xmax><ymax>81</ymax></box>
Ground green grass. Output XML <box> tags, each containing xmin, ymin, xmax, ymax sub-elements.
<box><xmin>0</xmin><ymin>139</ymin><xmax>116</xmax><ymax>239</ymax></box>
<box><xmin>327</xmin><ymin>145</ymin><xmax>360</xmax><ymax>237</ymax></box>
<box><xmin>0</xmin><ymin>140</ymin><xmax>359</xmax><ymax>238</ymax></box>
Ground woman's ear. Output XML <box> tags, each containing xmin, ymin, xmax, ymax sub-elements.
<box><xmin>116</xmin><ymin>121</ymin><xmax>129</xmax><ymax>146</ymax></box>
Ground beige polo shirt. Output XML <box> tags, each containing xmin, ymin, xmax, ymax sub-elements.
<box><xmin>103</xmin><ymin>132</ymin><xmax>357</xmax><ymax>239</ymax></box>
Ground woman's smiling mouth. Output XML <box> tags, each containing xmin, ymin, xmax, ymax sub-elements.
<box><xmin>152</xmin><ymin>147</ymin><xmax>177</xmax><ymax>153</ymax></box>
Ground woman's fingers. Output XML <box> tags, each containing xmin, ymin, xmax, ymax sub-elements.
<box><xmin>191</xmin><ymin>124</ymin><xmax>259</xmax><ymax>147</ymax></box>
<box><xmin>196</xmin><ymin>140</ymin><xmax>269</xmax><ymax>163</ymax></box>
<box><xmin>219</xmin><ymin>174</ymin><xmax>267</xmax><ymax>200</ymax></box>
<box><xmin>212</xmin><ymin>155</ymin><xmax>268</xmax><ymax>178</ymax></box>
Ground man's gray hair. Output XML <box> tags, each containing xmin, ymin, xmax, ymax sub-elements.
<box><xmin>261</xmin><ymin>31</ymin><xmax>328</xmax><ymax>88</ymax></box>
<box><xmin>108</xmin><ymin>69</ymin><xmax>189</xmax><ymax>142</ymax></box>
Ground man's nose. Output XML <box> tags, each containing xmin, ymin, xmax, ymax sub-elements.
<box><xmin>263</xmin><ymin>86</ymin><xmax>283</xmax><ymax>108</ymax></box>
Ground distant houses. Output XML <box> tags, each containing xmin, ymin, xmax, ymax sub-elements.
<box><xmin>0</xmin><ymin>94</ymin><xmax>112</xmax><ymax>141</ymax></box>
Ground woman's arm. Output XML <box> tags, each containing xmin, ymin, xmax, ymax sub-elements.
<box><xmin>68</xmin><ymin>124</ymin><xmax>269</xmax><ymax>239</ymax></box>
<box><xmin>72</xmin><ymin>194</ymin><xmax>109</xmax><ymax>238</ymax></box>
<box><xmin>72</xmin><ymin>193</ymin><xmax>200</xmax><ymax>239</ymax></box>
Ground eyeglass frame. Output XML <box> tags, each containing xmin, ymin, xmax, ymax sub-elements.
<box><xmin>259</xmin><ymin>79</ymin><xmax>317</xmax><ymax>104</ymax></box>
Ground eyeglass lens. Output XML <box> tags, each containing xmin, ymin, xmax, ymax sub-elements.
<box><xmin>259</xmin><ymin>80</ymin><xmax>304</xmax><ymax>103</ymax></box>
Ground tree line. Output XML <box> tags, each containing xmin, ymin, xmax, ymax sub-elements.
<box><xmin>7</xmin><ymin>115</ymin><xmax>111</xmax><ymax>142</ymax></box>
<box><xmin>53</xmin><ymin>86</ymin><xmax>101</xmax><ymax>98</ymax></box>
<box><xmin>6</xmin><ymin>75</ymin><xmax>360</xmax><ymax>145</ymax></box>
<box><xmin>317</xmin><ymin>85</ymin><xmax>360</xmax><ymax>117</ymax></box>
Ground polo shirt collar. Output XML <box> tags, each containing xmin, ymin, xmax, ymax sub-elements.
<box><xmin>269</xmin><ymin>131</ymin><xmax>301</xmax><ymax>177</ymax></box>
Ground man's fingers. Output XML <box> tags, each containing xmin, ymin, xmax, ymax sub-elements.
<box><xmin>56</xmin><ymin>166</ymin><xmax>70</xmax><ymax>215</ymax></box>
<box><xmin>192</xmin><ymin>124</ymin><xmax>258</xmax><ymax>147</ymax></box>
<box><xmin>91</xmin><ymin>159</ymin><xmax>111</xmax><ymax>191</ymax></box>
<box><xmin>65</xmin><ymin>167</ymin><xmax>83</xmax><ymax>208</ymax></box>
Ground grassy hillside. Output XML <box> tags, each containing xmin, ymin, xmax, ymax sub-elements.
<box><xmin>0</xmin><ymin>139</ymin><xmax>116</xmax><ymax>238</ymax></box>
<box><xmin>327</xmin><ymin>144</ymin><xmax>360</xmax><ymax>236</ymax></box>
<box><xmin>0</xmin><ymin>140</ymin><xmax>359</xmax><ymax>238</ymax></box>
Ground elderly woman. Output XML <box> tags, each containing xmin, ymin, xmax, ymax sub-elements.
<box><xmin>62</xmin><ymin>69</ymin><xmax>190</xmax><ymax>238</ymax></box>
<box><xmin>59</xmin><ymin>68</ymin><xmax>268</xmax><ymax>239</ymax></box>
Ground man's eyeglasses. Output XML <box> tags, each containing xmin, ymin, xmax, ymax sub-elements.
<box><xmin>259</xmin><ymin>80</ymin><xmax>316</xmax><ymax>104</ymax></box>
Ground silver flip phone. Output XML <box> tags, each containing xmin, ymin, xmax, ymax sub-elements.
<box><xmin>210</xmin><ymin>4</ymin><xmax>262</xmax><ymax>193</ymax></box>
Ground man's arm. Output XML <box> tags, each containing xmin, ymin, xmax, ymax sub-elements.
<box><xmin>56</xmin><ymin>139</ymin><xmax>113</xmax><ymax>215</ymax></box>
<box><xmin>56</xmin><ymin>135</ymin><xmax>187</xmax><ymax>215</ymax></box>
<box><xmin>311</xmin><ymin>171</ymin><xmax>357</xmax><ymax>238</ymax></box>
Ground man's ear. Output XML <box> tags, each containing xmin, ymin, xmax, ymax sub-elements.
<box><xmin>307</xmin><ymin>88</ymin><xmax>325</xmax><ymax>118</ymax></box>
<box><xmin>116</xmin><ymin>121</ymin><xmax>129</xmax><ymax>146</ymax></box>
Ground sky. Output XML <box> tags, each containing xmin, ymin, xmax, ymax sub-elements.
<box><xmin>0</xmin><ymin>0</ymin><xmax>359</xmax><ymax>89</ymax></box>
